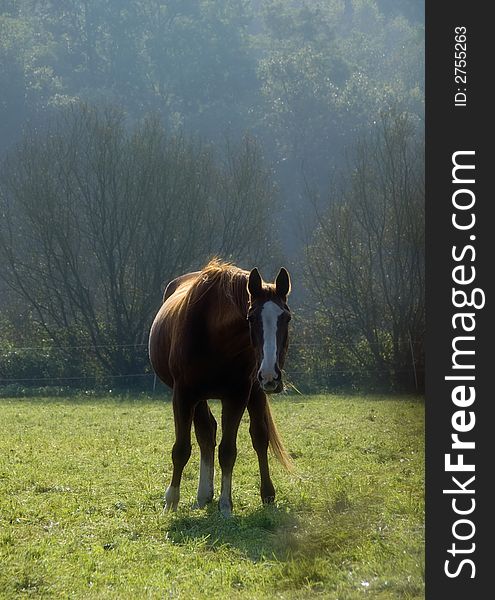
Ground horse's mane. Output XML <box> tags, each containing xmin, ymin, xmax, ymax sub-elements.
<box><xmin>166</xmin><ymin>258</ymin><xmax>250</xmax><ymax>327</ymax></box>
<box><xmin>191</xmin><ymin>258</ymin><xmax>250</xmax><ymax>313</ymax></box>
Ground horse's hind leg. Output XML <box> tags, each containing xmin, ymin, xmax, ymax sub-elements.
<box><xmin>247</xmin><ymin>386</ymin><xmax>276</xmax><ymax>504</ymax></box>
<box><xmin>193</xmin><ymin>400</ymin><xmax>217</xmax><ymax>508</ymax></box>
<box><xmin>218</xmin><ymin>397</ymin><xmax>247</xmax><ymax>517</ymax></box>
<box><xmin>165</xmin><ymin>386</ymin><xmax>194</xmax><ymax>511</ymax></box>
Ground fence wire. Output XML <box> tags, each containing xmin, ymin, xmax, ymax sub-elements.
<box><xmin>0</xmin><ymin>341</ymin><xmax>423</xmax><ymax>389</ymax></box>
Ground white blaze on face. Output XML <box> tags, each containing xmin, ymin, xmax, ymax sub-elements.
<box><xmin>259</xmin><ymin>301</ymin><xmax>283</xmax><ymax>383</ymax></box>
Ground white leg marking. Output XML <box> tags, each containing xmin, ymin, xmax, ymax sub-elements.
<box><xmin>165</xmin><ymin>485</ymin><xmax>180</xmax><ymax>511</ymax></box>
<box><xmin>196</xmin><ymin>457</ymin><xmax>214</xmax><ymax>508</ymax></box>
<box><xmin>259</xmin><ymin>301</ymin><xmax>284</xmax><ymax>383</ymax></box>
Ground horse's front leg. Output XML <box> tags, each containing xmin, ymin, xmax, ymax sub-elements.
<box><xmin>165</xmin><ymin>385</ymin><xmax>195</xmax><ymax>511</ymax></box>
<box><xmin>247</xmin><ymin>385</ymin><xmax>276</xmax><ymax>504</ymax></box>
<box><xmin>218</xmin><ymin>390</ymin><xmax>249</xmax><ymax>517</ymax></box>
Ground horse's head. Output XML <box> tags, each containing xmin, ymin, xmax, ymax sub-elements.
<box><xmin>247</xmin><ymin>267</ymin><xmax>291</xmax><ymax>394</ymax></box>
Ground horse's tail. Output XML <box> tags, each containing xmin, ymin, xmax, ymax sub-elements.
<box><xmin>265</xmin><ymin>400</ymin><xmax>293</xmax><ymax>471</ymax></box>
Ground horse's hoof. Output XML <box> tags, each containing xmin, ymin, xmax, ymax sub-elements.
<box><xmin>262</xmin><ymin>495</ymin><xmax>275</xmax><ymax>505</ymax></box>
<box><xmin>218</xmin><ymin>498</ymin><xmax>232</xmax><ymax>517</ymax></box>
<box><xmin>165</xmin><ymin>486</ymin><xmax>179</xmax><ymax>511</ymax></box>
<box><xmin>194</xmin><ymin>495</ymin><xmax>213</xmax><ymax>509</ymax></box>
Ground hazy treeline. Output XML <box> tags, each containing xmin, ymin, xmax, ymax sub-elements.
<box><xmin>0</xmin><ymin>0</ymin><xmax>424</xmax><ymax>393</ymax></box>
<box><xmin>301</xmin><ymin>112</ymin><xmax>424</xmax><ymax>391</ymax></box>
<box><xmin>0</xmin><ymin>0</ymin><xmax>423</xmax><ymax>190</ymax></box>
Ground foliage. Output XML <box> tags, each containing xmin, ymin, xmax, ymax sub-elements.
<box><xmin>0</xmin><ymin>0</ymin><xmax>259</xmax><ymax>148</ymax></box>
<box><xmin>0</xmin><ymin>1</ymin><xmax>425</xmax><ymax>393</ymax></box>
<box><xmin>0</xmin><ymin>1</ymin><xmax>424</xmax><ymax>170</ymax></box>
<box><xmin>257</xmin><ymin>0</ymin><xmax>424</xmax><ymax>190</ymax></box>
<box><xmin>0</xmin><ymin>104</ymin><xmax>278</xmax><ymax>378</ymax></box>
<box><xmin>304</xmin><ymin>112</ymin><xmax>424</xmax><ymax>392</ymax></box>
<box><xmin>0</xmin><ymin>394</ymin><xmax>424</xmax><ymax>598</ymax></box>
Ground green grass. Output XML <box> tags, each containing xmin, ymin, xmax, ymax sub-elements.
<box><xmin>0</xmin><ymin>394</ymin><xmax>424</xmax><ymax>599</ymax></box>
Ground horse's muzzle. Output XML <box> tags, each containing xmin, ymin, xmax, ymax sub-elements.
<box><xmin>262</xmin><ymin>379</ymin><xmax>283</xmax><ymax>394</ymax></box>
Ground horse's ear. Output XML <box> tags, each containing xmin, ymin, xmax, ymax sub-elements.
<box><xmin>275</xmin><ymin>267</ymin><xmax>291</xmax><ymax>298</ymax></box>
<box><xmin>248</xmin><ymin>268</ymin><xmax>263</xmax><ymax>298</ymax></box>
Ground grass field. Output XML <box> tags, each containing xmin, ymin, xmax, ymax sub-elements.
<box><xmin>0</xmin><ymin>394</ymin><xmax>424</xmax><ymax>599</ymax></box>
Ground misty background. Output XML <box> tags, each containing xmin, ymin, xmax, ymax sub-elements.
<box><xmin>0</xmin><ymin>0</ymin><xmax>424</xmax><ymax>394</ymax></box>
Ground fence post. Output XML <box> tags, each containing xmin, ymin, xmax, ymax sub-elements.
<box><xmin>408</xmin><ymin>330</ymin><xmax>419</xmax><ymax>392</ymax></box>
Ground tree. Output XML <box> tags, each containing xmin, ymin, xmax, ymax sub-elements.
<box><xmin>304</xmin><ymin>111</ymin><xmax>424</xmax><ymax>391</ymax></box>
<box><xmin>257</xmin><ymin>0</ymin><xmax>424</xmax><ymax>188</ymax></box>
<box><xmin>0</xmin><ymin>104</ymin><xmax>277</xmax><ymax>382</ymax></box>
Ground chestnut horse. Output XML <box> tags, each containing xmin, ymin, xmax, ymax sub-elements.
<box><xmin>148</xmin><ymin>259</ymin><xmax>292</xmax><ymax>516</ymax></box>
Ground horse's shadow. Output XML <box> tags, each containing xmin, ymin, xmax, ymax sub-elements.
<box><xmin>165</xmin><ymin>503</ymin><xmax>297</xmax><ymax>562</ymax></box>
